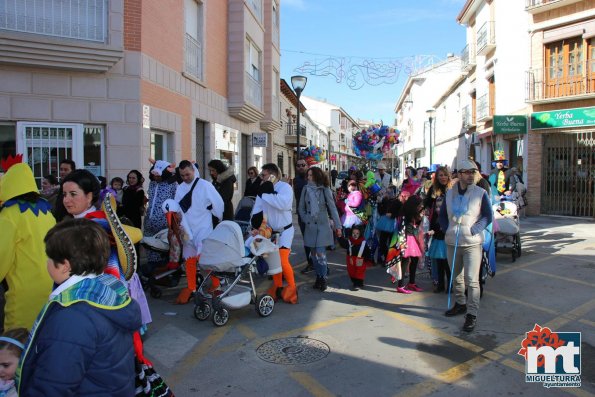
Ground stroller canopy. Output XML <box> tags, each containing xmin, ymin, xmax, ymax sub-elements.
<box><xmin>199</xmin><ymin>221</ymin><xmax>246</xmax><ymax>270</ymax></box>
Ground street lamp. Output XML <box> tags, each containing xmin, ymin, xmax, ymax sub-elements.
<box><xmin>426</xmin><ymin>107</ymin><xmax>436</xmax><ymax>166</ymax></box>
<box><xmin>291</xmin><ymin>75</ymin><xmax>307</xmax><ymax>161</ymax></box>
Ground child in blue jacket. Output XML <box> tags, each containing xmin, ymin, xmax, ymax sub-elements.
<box><xmin>17</xmin><ymin>218</ymin><xmax>141</xmax><ymax>397</ymax></box>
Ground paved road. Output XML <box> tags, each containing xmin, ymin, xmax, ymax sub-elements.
<box><xmin>143</xmin><ymin>215</ymin><xmax>595</xmax><ymax>397</ymax></box>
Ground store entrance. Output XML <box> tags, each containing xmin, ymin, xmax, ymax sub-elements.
<box><xmin>542</xmin><ymin>131</ymin><xmax>594</xmax><ymax>217</ymax></box>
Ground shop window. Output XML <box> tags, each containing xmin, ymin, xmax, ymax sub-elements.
<box><xmin>83</xmin><ymin>126</ymin><xmax>104</xmax><ymax>177</ymax></box>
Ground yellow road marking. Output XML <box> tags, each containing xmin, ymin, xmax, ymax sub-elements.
<box><xmin>393</xmin><ymin>356</ymin><xmax>491</xmax><ymax>397</ymax></box>
<box><xmin>213</xmin><ymin>310</ymin><xmax>372</xmax><ymax>355</ymax></box>
<box><xmin>484</xmin><ymin>290</ymin><xmax>558</xmax><ymax>315</ymax></box>
<box><xmin>496</xmin><ymin>255</ymin><xmax>552</xmax><ymax>275</ymax></box>
<box><xmin>384</xmin><ymin>311</ymin><xmax>484</xmax><ymax>354</ymax></box>
<box><xmin>167</xmin><ymin>325</ymin><xmax>231</xmax><ymax>387</ymax></box>
<box><xmin>236</xmin><ymin>323</ymin><xmax>258</xmax><ymax>339</ymax></box>
<box><xmin>289</xmin><ymin>372</ymin><xmax>336</xmax><ymax>397</ymax></box>
<box><xmin>519</xmin><ymin>268</ymin><xmax>595</xmax><ymax>288</ymax></box>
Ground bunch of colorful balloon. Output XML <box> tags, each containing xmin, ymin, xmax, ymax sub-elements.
<box><xmin>353</xmin><ymin>125</ymin><xmax>400</xmax><ymax>161</ymax></box>
<box><xmin>300</xmin><ymin>145</ymin><xmax>327</xmax><ymax>166</ymax></box>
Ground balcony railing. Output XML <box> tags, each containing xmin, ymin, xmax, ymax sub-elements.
<box><xmin>477</xmin><ymin>21</ymin><xmax>495</xmax><ymax>55</ymax></box>
<box><xmin>462</xmin><ymin>105</ymin><xmax>473</xmax><ymax>127</ymax></box>
<box><xmin>286</xmin><ymin>123</ymin><xmax>306</xmax><ymax>137</ymax></box>
<box><xmin>461</xmin><ymin>43</ymin><xmax>476</xmax><ymax>72</ymax></box>
<box><xmin>245</xmin><ymin>71</ymin><xmax>262</xmax><ymax>110</ymax></box>
<box><xmin>185</xmin><ymin>33</ymin><xmax>203</xmax><ymax>81</ymax></box>
<box><xmin>477</xmin><ymin>94</ymin><xmax>490</xmax><ymax>121</ymax></box>
<box><xmin>0</xmin><ymin>0</ymin><xmax>107</xmax><ymax>42</ymax></box>
<box><xmin>525</xmin><ymin>63</ymin><xmax>595</xmax><ymax>102</ymax></box>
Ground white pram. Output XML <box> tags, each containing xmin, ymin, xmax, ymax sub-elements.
<box><xmin>493</xmin><ymin>200</ymin><xmax>521</xmax><ymax>262</ymax></box>
<box><xmin>194</xmin><ymin>221</ymin><xmax>281</xmax><ymax>326</ymax></box>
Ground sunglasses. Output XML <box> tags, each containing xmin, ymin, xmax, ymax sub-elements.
<box><xmin>459</xmin><ymin>170</ymin><xmax>476</xmax><ymax>175</ymax></box>
<box><xmin>296</xmin><ymin>163</ymin><xmax>307</xmax><ymax>167</ymax></box>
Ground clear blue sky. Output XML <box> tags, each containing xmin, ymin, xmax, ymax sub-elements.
<box><xmin>280</xmin><ymin>0</ymin><xmax>467</xmax><ymax>126</ymax></box>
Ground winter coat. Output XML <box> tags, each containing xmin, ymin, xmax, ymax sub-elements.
<box><xmin>244</xmin><ymin>176</ymin><xmax>262</xmax><ymax>198</ymax></box>
<box><xmin>120</xmin><ymin>186</ymin><xmax>145</xmax><ymax>228</ymax></box>
<box><xmin>213</xmin><ymin>167</ymin><xmax>237</xmax><ymax>221</ymax></box>
<box><xmin>298</xmin><ymin>184</ymin><xmax>342</xmax><ymax>248</ymax></box>
<box><xmin>17</xmin><ymin>274</ymin><xmax>142</xmax><ymax>397</ymax></box>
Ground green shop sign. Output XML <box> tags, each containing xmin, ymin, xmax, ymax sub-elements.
<box><xmin>531</xmin><ymin>107</ymin><xmax>595</xmax><ymax>130</ymax></box>
<box><xmin>494</xmin><ymin>115</ymin><xmax>527</xmax><ymax>134</ymax></box>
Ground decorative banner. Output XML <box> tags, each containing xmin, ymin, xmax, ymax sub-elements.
<box><xmin>300</xmin><ymin>145</ymin><xmax>327</xmax><ymax>165</ymax></box>
<box><xmin>531</xmin><ymin>106</ymin><xmax>595</xmax><ymax>130</ymax></box>
<box><xmin>352</xmin><ymin>125</ymin><xmax>400</xmax><ymax>161</ymax></box>
<box><xmin>494</xmin><ymin>115</ymin><xmax>527</xmax><ymax>134</ymax></box>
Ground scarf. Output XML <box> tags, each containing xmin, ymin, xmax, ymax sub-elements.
<box><xmin>16</xmin><ymin>274</ymin><xmax>131</xmax><ymax>390</ymax></box>
<box><xmin>304</xmin><ymin>182</ymin><xmax>324</xmax><ymax>218</ymax></box>
<box><xmin>0</xmin><ymin>379</ymin><xmax>15</xmax><ymax>397</ymax></box>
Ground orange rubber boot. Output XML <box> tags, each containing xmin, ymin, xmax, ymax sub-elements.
<box><xmin>176</xmin><ymin>256</ymin><xmax>198</xmax><ymax>304</ymax></box>
<box><xmin>267</xmin><ymin>273</ymin><xmax>283</xmax><ymax>300</ymax></box>
<box><xmin>278</xmin><ymin>248</ymin><xmax>298</xmax><ymax>304</ymax></box>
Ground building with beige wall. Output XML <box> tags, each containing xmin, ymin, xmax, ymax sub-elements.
<box><xmin>0</xmin><ymin>0</ymin><xmax>281</xmax><ymax>207</ymax></box>
<box><xmin>524</xmin><ymin>0</ymin><xmax>595</xmax><ymax>217</ymax></box>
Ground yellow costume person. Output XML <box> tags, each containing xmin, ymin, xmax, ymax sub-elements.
<box><xmin>0</xmin><ymin>155</ymin><xmax>55</xmax><ymax>330</ymax></box>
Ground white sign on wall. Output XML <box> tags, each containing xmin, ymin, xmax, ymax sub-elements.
<box><xmin>142</xmin><ymin>105</ymin><xmax>150</xmax><ymax>129</ymax></box>
<box><xmin>252</xmin><ymin>132</ymin><xmax>268</xmax><ymax>147</ymax></box>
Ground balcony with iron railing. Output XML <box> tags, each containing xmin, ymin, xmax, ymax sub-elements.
<box><xmin>525</xmin><ymin>0</ymin><xmax>583</xmax><ymax>13</ymax></box>
<box><xmin>245</xmin><ymin>71</ymin><xmax>262</xmax><ymax>110</ymax></box>
<box><xmin>525</xmin><ymin>62</ymin><xmax>595</xmax><ymax>103</ymax></box>
<box><xmin>477</xmin><ymin>94</ymin><xmax>490</xmax><ymax>121</ymax></box>
<box><xmin>461</xmin><ymin>43</ymin><xmax>476</xmax><ymax>72</ymax></box>
<box><xmin>0</xmin><ymin>0</ymin><xmax>122</xmax><ymax>72</ymax></box>
<box><xmin>184</xmin><ymin>33</ymin><xmax>203</xmax><ymax>81</ymax></box>
<box><xmin>285</xmin><ymin>123</ymin><xmax>307</xmax><ymax>147</ymax></box>
<box><xmin>476</xmin><ymin>21</ymin><xmax>495</xmax><ymax>56</ymax></box>
<box><xmin>462</xmin><ymin>105</ymin><xmax>474</xmax><ymax>127</ymax></box>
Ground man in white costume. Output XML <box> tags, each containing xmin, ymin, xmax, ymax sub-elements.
<box><xmin>173</xmin><ymin>160</ymin><xmax>224</xmax><ymax>303</ymax></box>
<box><xmin>251</xmin><ymin>163</ymin><xmax>298</xmax><ymax>304</ymax></box>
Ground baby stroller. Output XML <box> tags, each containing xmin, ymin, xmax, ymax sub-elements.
<box><xmin>234</xmin><ymin>196</ymin><xmax>256</xmax><ymax>237</ymax></box>
<box><xmin>141</xmin><ymin>230</ymin><xmax>204</xmax><ymax>298</ymax></box>
<box><xmin>194</xmin><ymin>221</ymin><xmax>281</xmax><ymax>327</ymax></box>
<box><xmin>493</xmin><ymin>200</ymin><xmax>521</xmax><ymax>262</ymax></box>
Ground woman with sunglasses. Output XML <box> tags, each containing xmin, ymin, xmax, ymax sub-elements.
<box><xmin>244</xmin><ymin>166</ymin><xmax>262</xmax><ymax>198</ymax></box>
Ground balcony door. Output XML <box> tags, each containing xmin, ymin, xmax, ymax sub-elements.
<box><xmin>545</xmin><ymin>38</ymin><xmax>583</xmax><ymax>98</ymax></box>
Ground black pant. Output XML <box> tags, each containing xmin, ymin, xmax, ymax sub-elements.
<box><xmin>398</xmin><ymin>257</ymin><xmax>418</xmax><ymax>287</ymax></box>
<box><xmin>298</xmin><ymin>216</ymin><xmax>312</xmax><ymax>265</ymax></box>
<box><xmin>377</xmin><ymin>231</ymin><xmax>392</xmax><ymax>263</ymax></box>
<box><xmin>436</xmin><ymin>259</ymin><xmax>451</xmax><ymax>291</ymax></box>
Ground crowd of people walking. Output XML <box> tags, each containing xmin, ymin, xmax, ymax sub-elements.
<box><xmin>0</xmin><ymin>147</ymin><xmax>528</xmax><ymax>395</ymax></box>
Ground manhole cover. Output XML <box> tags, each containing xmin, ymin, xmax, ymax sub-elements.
<box><xmin>256</xmin><ymin>337</ymin><xmax>330</xmax><ymax>364</ymax></box>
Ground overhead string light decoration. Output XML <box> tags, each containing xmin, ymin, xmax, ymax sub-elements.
<box><xmin>287</xmin><ymin>50</ymin><xmax>447</xmax><ymax>90</ymax></box>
